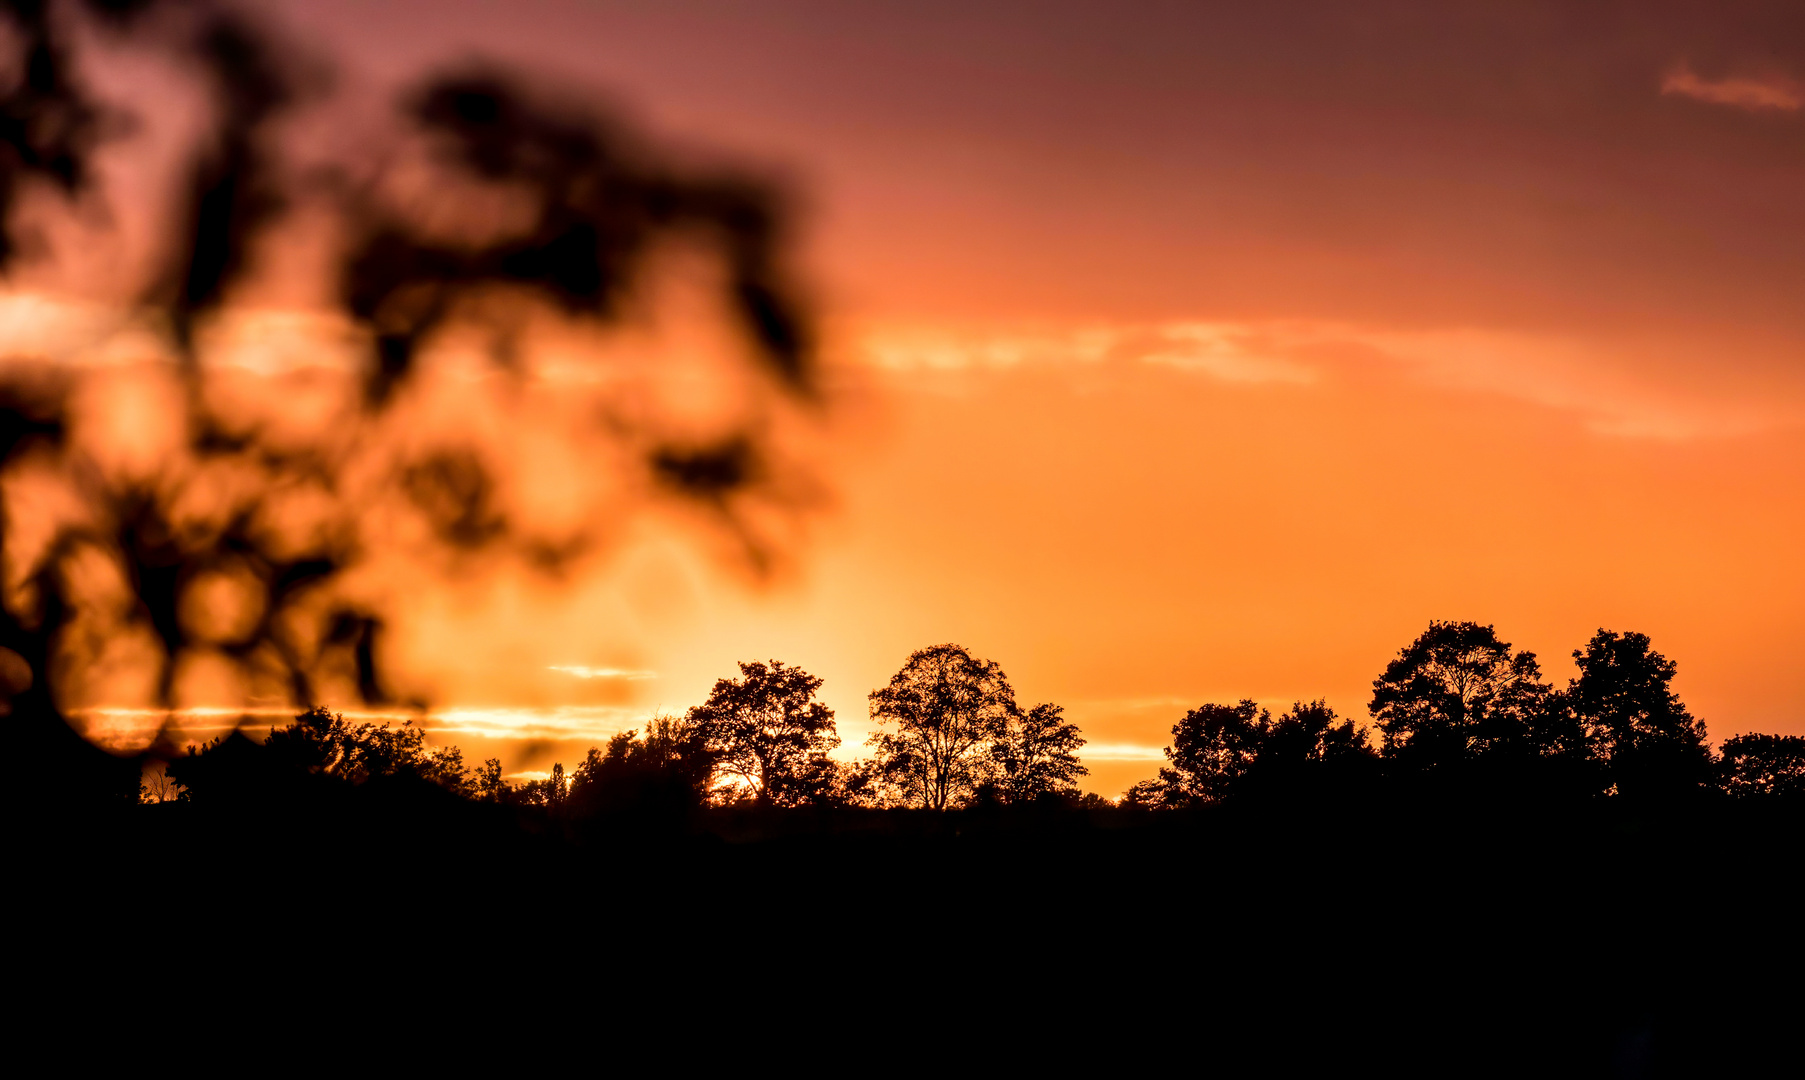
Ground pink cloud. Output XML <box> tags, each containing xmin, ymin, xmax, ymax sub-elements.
<box><xmin>1662</xmin><ymin>64</ymin><xmax>1802</xmax><ymax>112</ymax></box>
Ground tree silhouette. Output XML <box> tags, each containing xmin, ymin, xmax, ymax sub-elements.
<box><xmin>475</xmin><ymin>758</ymin><xmax>506</xmax><ymax>802</ymax></box>
<box><xmin>260</xmin><ymin>705</ymin><xmax>470</xmax><ymax>792</ymax></box>
<box><xmin>1138</xmin><ymin>698</ymin><xmax>1375</xmax><ymax>806</ymax></box>
<box><xmin>989</xmin><ymin>702</ymin><xmax>1088</xmax><ymax>803</ymax></box>
<box><xmin>1569</xmin><ymin>630</ymin><xmax>1710</xmax><ymax>800</ymax></box>
<box><xmin>1369</xmin><ymin>621</ymin><xmax>1569</xmax><ymax>770</ymax></box>
<box><xmin>566</xmin><ymin>713</ymin><xmax>714</xmax><ymax>818</ymax></box>
<box><xmin>137</xmin><ymin>764</ymin><xmax>186</xmax><ymax>805</ymax></box>
<box><xmin>545</xmin><ymin>762</ymin><xmax>568</xmax><ymax>812</ymax></box>
<box><xmin>1155</xmin><ymin>699</ymin><xmax>1268</xmax><ymax>806</ymax></box>
<box><xmin>1119</xmin><ymin>777</ymin><xmax>1169</xmax><ymax>809</ymax></box>
<box><xmin>687</xmin><ymin>660</ymin><xmax>840</xmax><ymax>806</ymax></box>
<box><xmin>1244</xmin><ymin>699</ymin><xmax>1377</xmax><ymax>793</ymax></box>
<box><xmin>1718</xmin><ymin>734</ymin><xmax>1805</xmax><ymax>799</ymax></box>
<box><xmin>867</xmin><ymin>643</ymin><xmax>1017</xmax><ymax>810</ymax></box>
<box><xmin>165</xmin><ymin>705</ymin><xmax>469</xmax><ymax>801</ymax></box>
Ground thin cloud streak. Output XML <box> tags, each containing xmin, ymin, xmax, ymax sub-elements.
<box><xmin>1079</xmin><ymin>743</ymin><xmax>1169</xmax><ymax>763</ymax></box>
<box><xmin>860</xmin><ymin>322</ymin><xmax>1312</xmax><ymax>385</ymax></box>
<box><xmin>546</xmin><ymin>665</ymin><xmax>659</xmax><ymax>680</ymax></box>
<box><xmin>858</xmin><ymin>320</ymin><xmax>1802</xmax><ymax>439</ymax></box>
<box><xmin>68</xmin><ymin>703</ymin><xmax>661</xmax><ymax>749</ymax></box>
<box><xmin>71</xmin><ymin>705</ymin><xmax>435</xmax><ymax>752</ymax></box>
<box><xmin>1662</xmin><ymin>64</ymin><xmax>1803</xmax><ymax>112</ymax></box>
<box><xmin>422</xmin><ymin>705</ymin><xmax>652</xmax><ymax>741</ymax></box>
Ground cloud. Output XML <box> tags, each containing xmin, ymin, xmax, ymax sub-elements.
<box><xmin>68</xmin><ymin>702</ymin><xmax>663</xmax><ymax>750</ymax></box>
<box><xmin>547</xmin><ymin>665</ymin><xmax>658</xmax><ymax>680</ymax></box>
<box><xmin>857</xmin><ymin>322</ymin><xmax>1314</xmax><ymax>384</ymax></box>
<box><xmin>422</xmin><ymin>705</ymin><xmax>650</xmax><ymax>741</ymax></box>
<box><xmin>1129</xmin><ymin>324</ymin><xmax>1317</xmax><ymax>384</ymax></box>
<box><xmin>71</xmin><ymin>704</ymin><xmax>442</xmax><ymax>752</ymax></box>
<box><xmin>1662</xmin><ymin>64</ymin><xmax>1803</xmax><ymax>112</ymax></box>
<box><xmin>1078</xmin><ymin>742</ymin><xmax>1169</xmax><ymax>763</ymax></box>
<box><xmin>857</xmin><ymin>319</ymin><xmax>1802</xmax><ymax>439</ymax></box>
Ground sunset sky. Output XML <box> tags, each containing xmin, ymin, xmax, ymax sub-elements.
<box><xmin>15</xmin><ymin>0</ymin><xmax>1804</xmax><ymax>793</ymax></box>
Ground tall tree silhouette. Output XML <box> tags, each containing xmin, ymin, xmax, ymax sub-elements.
<box><xmin>545</xmin><ymin>762</ymin><xmax>568</xmax><ymax>812</ymax></box>
<box><xmin>1369</xmin><ymin>621</ymin><xmax>1569</xmax><ymax>770</ymax></box>
<box><xmin>687</xmin><ymin>660</ymin><xmax>840</xmax><ymax>806</ymax></box>
<box><xmin>867</xmin><ymin>643</ymin><xmax>1017</xmax><ymax>810</ymax></box>
<box><xmin>1155</xmin><ymin>699</ymin><xmax>1268</xmax><ymax>806</ymax></box>
<box><xmin>989</xmin><ymin>702</ymin><xmax>1088</xmax><ymax>803</ymax></box>
<box><xmin>1568</xmin><ymin>629</ymin><xmax>1710</xmax><ymax>800</ymax></box>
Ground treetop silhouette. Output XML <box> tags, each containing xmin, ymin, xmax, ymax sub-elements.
<box><xmin>687</xmin><ymin>659</ymin><xmax>840</xmax><ymax>807</ymax></box>
<box><xmin>1569</xmin><ymin>628</ymin><xmax>1711</xmax><ymax>800</ymax></box>
<box><xmin>1132</xmin><ymin>698</ymin><xmax>1375</xmax><ymax>808</ymax></box>
<box><xmin>144</xmin><ymin>627</ymin><xmax>1803</xmax><ymax>825</ymax></box>
<box><xmin>1157</xmin><ymin>699</ymin><xmax>1267</xmax><ymax>806</ymax></box>
<box><xmin>865</xmin><ymin>643</ymin><xmax>1020</xmax><ymax>810</ymax></box>
<box><xmin>988</xmin><ymin>701</ymin><xmax>1088</xmax><ymax>803</ymax></box>
<box><xmin>1369</xmin><ymin>620</ymin><xmax>1576</xmax><ymax>769</ymax></box>
<box><xmin>1718</xmin><ymin>734</ymin><xmax>1805</xmax><ymax>800</ymax></box>
<box><xmin>166</xmin><ymin>704</ymin><xmax>470</xmax><ymax>802</ymax></box>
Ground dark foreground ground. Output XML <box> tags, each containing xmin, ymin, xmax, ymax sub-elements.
<box><xmin>15</xmin><ymin>792</ymin><xmax>1801</xmax><ymax>1074</ymax></box>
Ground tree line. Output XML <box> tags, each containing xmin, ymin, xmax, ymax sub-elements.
<box><xmin>152</xmin><ymin>622</ymin><xmax>1804</xmax><ymax>812</ymax></box>
<box><xmin>1127</xmin><ymin>622</ymin><xmax>1804</xmax><ymax>807</ymax></box>
<box><xmin>158</xmin><ymin>645</ymin><xmax>1092</xmax><ymax>811</ymax></box>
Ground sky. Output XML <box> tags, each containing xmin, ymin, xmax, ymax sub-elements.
<box><xmin>13</xmin><ymin>0</ymin><xmax>1805</xmax><ymax>793</ymax></box>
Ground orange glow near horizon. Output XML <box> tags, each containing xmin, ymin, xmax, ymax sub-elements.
<box><xmin>8</xmin><ymin>1</ymin><xmax>1803</xmax><ymax>795</ymax></box>
<box><xmin>368</xmin><ymin>323</ymin><xmax>1803</xmax><ymax>796</ymax></box>
<box><xmin>25</xmin><ymin>309</ymin><xmax>1805</xmax><ymax>795</ymax></box>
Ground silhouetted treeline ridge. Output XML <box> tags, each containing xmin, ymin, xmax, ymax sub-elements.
<box><xmin>144</xmin><ymin>624</ymin><xmax>1803</xmax><ymax>816</ymax></box>
<box><xmin>150</xmin><ymin>645</ymin><xmax>1099</xmax><ymax>814</ymax></box>
<box><xmin>1126</xmin><ymin>622</ymin><xmax>1801</xmax><ymax>808</ymax></box>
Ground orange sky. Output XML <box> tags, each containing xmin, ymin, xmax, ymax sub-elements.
<box><xmin>14</xmin><ymin>0</ymin><xmax>1805</xmax><ymax>793</ymax></box>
